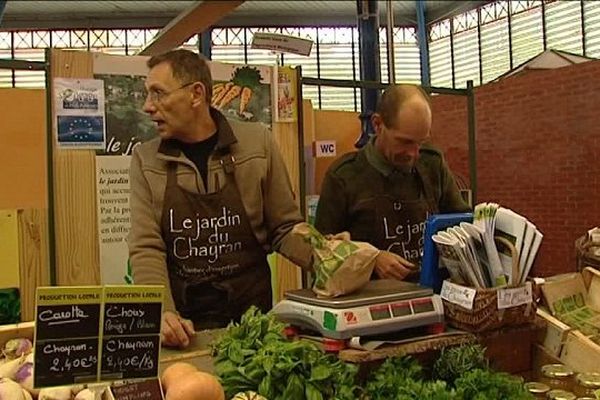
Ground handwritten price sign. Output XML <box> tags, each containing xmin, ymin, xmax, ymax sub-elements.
<box><xmin>440</xmin><ymin>280</ymin><xmax>477</xmax><ymax>310</ymax></box>
<box><xmin>497</xmin><ymin>282</ymin><xmax>533</xmax><ymax>310</ymax></box>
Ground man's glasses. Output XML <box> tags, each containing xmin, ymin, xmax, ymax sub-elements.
<box><xmin>145</xmin><ymin>82</ymin><xmax>195</xmax><ymax>103</ymax></box>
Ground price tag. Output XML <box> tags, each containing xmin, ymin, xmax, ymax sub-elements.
<box><xmin>441</xmin><ymin>280</ymin><xmax>477</xmax><ymax>310</ymax></box>
<box><xmin>34</xmin><ymin>287</ymin><xmax>103</xmax><ymax>387</ymax></box>
<box><xmin>111</xmin><ymin>378</ymin><xmax>164</xmax><ymax>400</ymax></box>
<box><xmin>100</xmin><ymin>286</ymin><xmax>163</xmax><ymax>381</ymax></box>
<box><xmin>497</xmin><ymin>282</ymin><xmax>533</xmax><ymax>310</ymax></box>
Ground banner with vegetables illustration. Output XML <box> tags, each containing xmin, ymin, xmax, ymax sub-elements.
<box><xmin>208</xmin><ymin>61</ymin><xmax>273</xmax><ymax>127</ymax></box>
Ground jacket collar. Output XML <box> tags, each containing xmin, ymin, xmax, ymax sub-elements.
<box><xmin>157</xmin><ymin>107</ymin><xmax>237</xmax><ymax>157</ymax></box>
<box><xmin>364</xmin><ymin>135</ymin><xmax>421</xmax><ymax>178</ymax></box>
<box><xmin>364</xmin><ymin>136</ymin><xmax>395</xmax><ymax>177</ymax></box>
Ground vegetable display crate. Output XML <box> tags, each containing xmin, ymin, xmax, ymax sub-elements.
<box><xmin>0</xmin><ymin>320</ymin><xmax>34</xmax><ymax>348</ymax></box>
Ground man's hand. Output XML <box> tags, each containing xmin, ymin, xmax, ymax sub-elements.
<box><xmin>161</xmin><ymin>311</ymin><xmax>195</xmax><ymax>348</ymax></box>
<box><xmin>374</xmin><ymin>251</ymin><xmax>416</xmax><ymax>280</ymax></box>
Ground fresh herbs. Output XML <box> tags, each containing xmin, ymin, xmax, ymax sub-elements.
<box><xmin>364</xmin><ymin>354</ymin><xmax>533</xmax><ymax>400</ymax></box>
<box><xmin>212</xmin><ymin>307</ymin><xmax>359</xmax><ymax>400</ymax></box>
<box><xmin>455</xmin><ymin>368</ymin><xmax>533</xmax><ymax>400</ymax></box>
<box><xmin>365</xmin><ymin>356</ymin><xmax>455</xmax><ymax>400</ymax></box>
<box><xmin>433</xmin><ymin>344</ymin><xmax>489</xmax><ymax>385</ymax></box>
<box><xmin>212</xmin><ymin>309</ymin><xmax>532</xmax><ymax>400</ymax></box>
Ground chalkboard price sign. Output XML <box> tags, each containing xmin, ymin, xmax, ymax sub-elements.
<box><xmin>101</xmin><ymin>286</ymin><xmax>163</xmax><ymax>381</ymax></box>
<box><xmin>103</xmin><ymin>303</ymin><xmax>162</xmax><ymax>336</ymax></box>
<box><xmin>34</xmin><ymin>287</ymin><xmax>103</xmax><ymax>388</ymax></box>
<box><xmin>101</xmin><ymin>336</ymin><xmax>160</xmax><ymax>380</ymax></box>
<box><xmin>36</xmin><ymin>304</ymin><xmax>101</xmax><ymax>340</ymax></box>
<box><xmin>34</xmin><ymin>285</ymin><xmax>164</xmax><ymax>389</ymax></box>
<box><xmin>34</xmin><ymin>337</ymin><xmax>99</xmax><ymax>387</ymax></box>
<box><xmin>111</xmin><ymin>378</ymin><xmax>164</xmax><ymax>400</ymax></box>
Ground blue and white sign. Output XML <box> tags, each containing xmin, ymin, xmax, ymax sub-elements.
<box><xmin>54</xmin><ymin>78</ymin><xmax>106</xmax><ymax>149</ymax></box>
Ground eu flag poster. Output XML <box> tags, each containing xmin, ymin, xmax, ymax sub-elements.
<box><xmin>57</xmin><ymin>116</ymin><xmax>105</xmax><ymax>147</ymax></box>
<box><xmin>54</xmin><ymin>78</ymin><xmax>106</xmax><ymax>150</ymax></box>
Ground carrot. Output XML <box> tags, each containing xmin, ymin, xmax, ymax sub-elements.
<box><xmin>239</xmin><ymin>86</ymin><xmax>253</xmax><ymax>114</ymax></box>
<box><xmin>213</xmin><ymin>83</ymin><xmax>225</xmax><ymax>93</ymax></box>
<box><xmin>218</xmin><ymin>85</ymin><xmax>242</xmax><ymax>109</ymax></box>
<box><xmin>211</xmin><ymin>82</ymin><xmax>233</xmax><ymax>107</ymax></box>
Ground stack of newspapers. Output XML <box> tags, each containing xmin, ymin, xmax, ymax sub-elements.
<box><xmin>432</xmin><ymin>203</ymin><xmax>543</xmax><ymax>288</ymax></box>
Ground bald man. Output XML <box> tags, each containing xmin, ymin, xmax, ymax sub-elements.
<box><xmin>315</xmin><ymin>84</ymin><xmax>470</xmax><ymax>281</ymax></box>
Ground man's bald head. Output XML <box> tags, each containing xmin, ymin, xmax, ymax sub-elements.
<box><xmin>376</xmin><ymin>84</ymin><xmax>431</xmax><ymax>130</ymax></box>
<box><xmin>371</xmin><ymin>84</ymin><xmax>432</xmax><ymax>171</ymax></box>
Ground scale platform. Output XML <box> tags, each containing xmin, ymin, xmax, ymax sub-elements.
<box><xmin>271</xmin><ymin>280</ymin><xmax>444</xmax><ymax>340</ymax></box>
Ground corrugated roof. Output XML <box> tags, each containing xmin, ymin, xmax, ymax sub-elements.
<box><xmin>1</xmin><ymin>0</ymin><xmax>490</xmax><ymax>30</ymax></box>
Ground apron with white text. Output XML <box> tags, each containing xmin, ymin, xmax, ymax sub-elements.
<box><xmin>372</xmin><ymin>165</ymin><xmax>439</xmax><ymax>279</ymax></box>
<box><xmin>160</xmin><ymin>154</ymin><xmax>271</xmax><ymax>329</ymax></box>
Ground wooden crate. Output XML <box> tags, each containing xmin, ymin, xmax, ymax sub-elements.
<box><xmin>556</xmin><ymin>267</ymin><xmax>600</xmax><ymax>373</ymax></box>
<box><xmin>560</xmin><ymin>330</ymin><xmax>600</xmax><ymax>373</ymax></box>
<box><xmin>0</xmin><ymin>321</ymin><xmax>34</xmax><ymax>348</ymax></box>
<box><xmin>536</xmin><ymin>308</ymin><xmax>571</xmax><ymax>358</ymax></box>
<box><xmin>583</xmin><ymin>267</ymin><xmax>600</xmax><ymax>310</ymax></box>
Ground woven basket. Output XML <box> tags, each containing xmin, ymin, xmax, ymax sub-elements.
<box><xmin>575</xmin><ymin>235</ymin><xmax>600</xmax><ymax>271</ymax></box>
<box><xmin>442</xmin><ymin>236</ymin><xmax>536</xmax><ymax>333</ymax></box>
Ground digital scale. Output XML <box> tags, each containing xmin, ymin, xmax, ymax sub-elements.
<box><xmin>271</xmin><ymin>279</ymin><xmax>444</xmax><ymax>340</ymax></box>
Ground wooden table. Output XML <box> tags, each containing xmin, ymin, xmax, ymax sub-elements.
<box><xmin>159</xmin><ymin>329</ymin><xmax>224</xmax><ymax>374</ymax></box>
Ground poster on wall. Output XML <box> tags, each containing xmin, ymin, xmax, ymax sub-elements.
<box><xmin>94</xmin><ymin>53</ymin><xmax>150</xmax><ymax>284</ymax></box>
<box><xmin>275</xmin><ymin>66</ymin><xmax>297</xmax><ymax>122</ymax></box>
<box><xmin>94</xmin><ymin>53</ymin><xmax>154</xmax><ymax>157</ymax></box>
<box><xmin>92</xmin><ymin>53</ymin><xmax>275</xmax><ymax>284</ymax></box>
<box><xmin>95</xmin><ymin>155</ymin><xmax>133</xmax><ymax>284</ymax></box>
<box><xmin>208</xmin><ymin>60</ymin><xmax>273</xmax><ymax>127</ymax></box>
<box><xmin>53</xmin><ymin>78</ymin><xmax>106</xmax><ymax>149</ymax></box>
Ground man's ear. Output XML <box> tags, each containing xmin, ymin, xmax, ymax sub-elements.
<box><xmin>191</xmin><ymin>82</ymin><xmax>207</xmax><ymax>107</ymax></box>
<box><xmin>371</xmin><ymin>113</ymin><xmax>383</xmax><ymax>133</ymax></box>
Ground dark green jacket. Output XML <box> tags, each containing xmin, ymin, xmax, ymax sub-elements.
<box><xmin>314</xmin><ymin>138</ymin><xmax>471</xmax><ymax>244</ymax></box>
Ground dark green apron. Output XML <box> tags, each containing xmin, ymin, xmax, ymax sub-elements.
<box><xmin>160</xmin><ymin>153</ymin><xmax>271</xmax><ymax>329</ymax></box>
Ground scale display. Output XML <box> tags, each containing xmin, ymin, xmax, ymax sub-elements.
<box><xmin>272</xmin><ymin>280</ymin><xmax>445</xmax><ymax>339</ymax></box>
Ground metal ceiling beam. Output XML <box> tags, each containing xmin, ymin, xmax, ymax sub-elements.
<box><xmin>0</xmin><ymin>1</ymin><xmax>490</xmax><ymax>31</ymax></box>
<box><xmin>138</xmin><ymin>0</ymin><xmax>245</xmax><ymax>56</ymax></box>
<box><xmin>416</xmin><ymin>0</ymin><xmax>430</xmax><ymax>86</ymax></box>
<box><xmin>0</xmin><ymin>0</ymin><xmax>6</xmax><ymax>26</ymax></box>
<box><xmin>426</xmin><ymin>0</ymin><xmax>491</xmax><ymax>24</ymax></box>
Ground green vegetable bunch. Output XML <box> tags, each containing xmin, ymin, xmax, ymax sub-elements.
<box><xmin>454</xmin><ymin>369</ymin><xmax>534</xmax><ymax>400</ymax></box>
<box><xmin>433</xmin><ymin>344</ymin><xmax>489</xmax><ymax>385</ymax></box>
<box><xmin>365</xmin><ymin>356</ymin><xmax>456</xmax><ymax>400</ymax></box>
<box><xmin>212</xmin><ymin>306</ymin><xmax>359</xmax><ymax>400</ymax></box>
<box><xmin>212</xmin><ymin>305</ymin><xmax>286</xmax><ymax>360</ymax></box>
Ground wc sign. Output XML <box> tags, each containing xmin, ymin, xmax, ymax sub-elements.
<box><xmin>314</xmin><ymin>140</ymin><xmax>337</xmax><ymax>158</ymax></box>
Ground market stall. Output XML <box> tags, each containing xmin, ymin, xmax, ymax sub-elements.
<box><xmin>1</xmin><ymin>45</ymin><xmax>599</xmax><ymax>400</ymax></box>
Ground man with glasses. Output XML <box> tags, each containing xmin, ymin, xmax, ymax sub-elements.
<box><xmin>128</xmin><ymin>49</ymin><xmax>311</xmax><ymax>348</ymax></box>
<box><xmin>315</xmin><ymin>84</ymin><xmax>470</xmax><ymax>282</ymax></box>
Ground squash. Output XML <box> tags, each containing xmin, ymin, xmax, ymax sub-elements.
<box><xmin>161</xmin><ymin>362</ymin><xmax>198</xmax><ymax>392</ymax></box>
<box><xmin>231</xmin><ymin>391</ymin><xmax>268</xmax><ymax>400</ymax></box>
<box><xmin>164</xmin><ymin>371</ymin><xmax>224</xmax><ymax>400</ymax></box>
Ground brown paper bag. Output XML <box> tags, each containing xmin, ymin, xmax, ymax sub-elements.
<box><xmin>292</xmin><ymin>223</ymin><xmax>379</xmax><ymax>297</ymax></box>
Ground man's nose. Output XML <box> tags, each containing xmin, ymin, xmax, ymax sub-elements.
<box><xmin>142</xmin><ymin>96</ymin><xmax>155</xmax><ymax>114</ymax></box>
<box><xmin>406</xmin><ymin>143</ymin><xmax>420</xmax><ymax>159</ymax></box>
